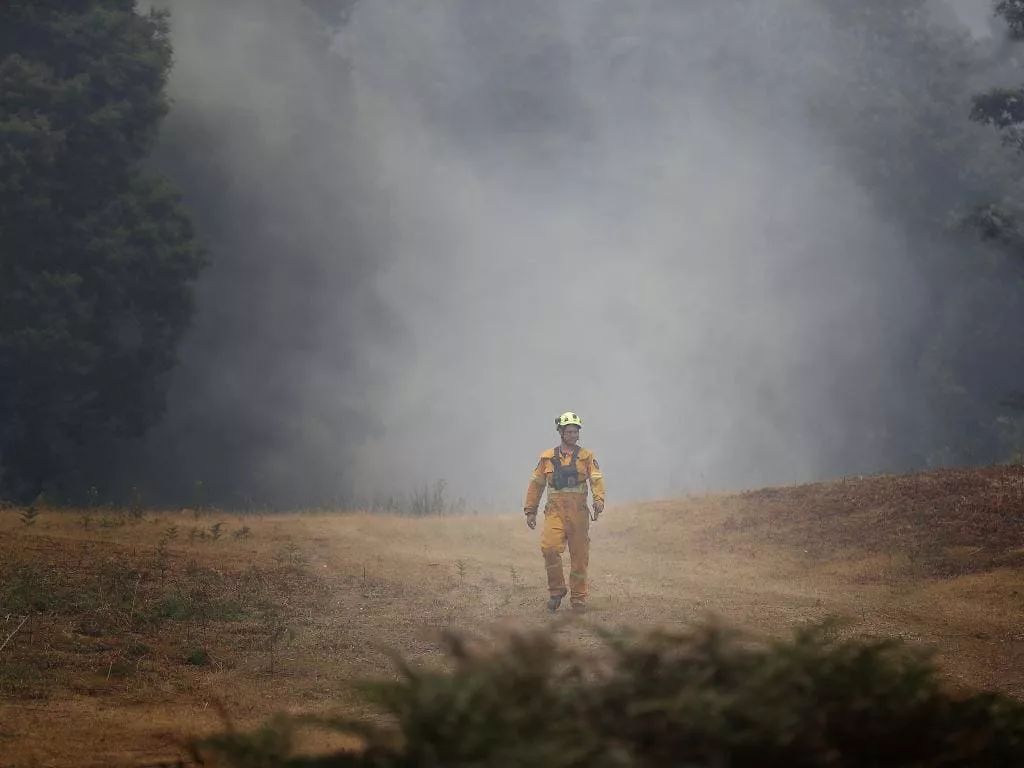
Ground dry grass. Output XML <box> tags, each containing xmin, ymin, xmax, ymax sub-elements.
<box><xmin>2</xmin><ymin>466</ymin><xmax>1023</xmax><ymax>766</ymax></box>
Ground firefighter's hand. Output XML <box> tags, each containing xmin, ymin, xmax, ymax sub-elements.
<box><xmin>525</xmin><ymin>511</ymin><xmax>537</xmax><ymax>529</ymax></box>
<box><xmin>591</xmin><ymin>500</ymin><xmax>604</xmax><ymax>521</ymax></box>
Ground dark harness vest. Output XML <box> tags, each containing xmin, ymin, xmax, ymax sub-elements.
<box><xmin>550</xmin><ymin>445</ymin><xmax>581</xmax><ymax>490</ymax></box>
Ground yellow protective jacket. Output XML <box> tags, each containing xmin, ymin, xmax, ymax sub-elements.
<box><xmin>524</xmin><ymin>445</ymin><xmax>605</xmax><ymax>513</ymax></box>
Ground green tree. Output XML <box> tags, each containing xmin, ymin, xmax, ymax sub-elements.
<box><xmin>806</xmin><ymin>1</ymin><xmax>1024</xmax><ymax>467</ymax></box>
<box><xmin>995</xmin><ymin>0</ymin><xmax>1024</xmax><ymax>37</ymax></box>
<box><xmin>0</xmin><ymin>1</ymin><xmax>205</xmax><ymax>501</ymax></box>
<box><xmin>972</xmin><ymin>2</ymin><xmax>1024</xmax><ymax>164</ymax></box>
<box><xmin>967</xmin><ymin>1</ymin><xmax>1024</xmax><ymax>433</ymax></box>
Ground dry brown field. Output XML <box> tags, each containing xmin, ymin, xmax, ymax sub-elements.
<box><xmin>2</xmin><ymin>465</ymin><xmax>1023</xmax><ymax>767</ymax></box>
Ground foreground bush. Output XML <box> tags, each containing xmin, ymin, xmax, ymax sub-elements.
<box><xmin>196</xmin><ymin>621</ymin><xmax>1024</xmax><ymax>767</ymax></box>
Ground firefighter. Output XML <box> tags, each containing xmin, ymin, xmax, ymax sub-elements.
<box><xmin>523</xmin><ymin>411</ymin><xmax>605</xmax><ymax>612</ymax></box>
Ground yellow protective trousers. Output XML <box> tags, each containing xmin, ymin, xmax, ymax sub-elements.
<box><xmin>540</xmin><ymin>491</ymin><xmax>590</xmax><ymax>603</ymax></box>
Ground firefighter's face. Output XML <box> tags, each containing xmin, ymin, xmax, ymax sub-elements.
<box><xmin>560</xmin><ymin>425</ymin><xmax>580</xmax><ymax>445</ymax></box>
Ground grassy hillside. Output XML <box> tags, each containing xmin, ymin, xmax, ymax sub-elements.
<box><xmin>1</xmin><ymin>465</ymin><xmax>1022</xmax><ymax>766</ymax></box>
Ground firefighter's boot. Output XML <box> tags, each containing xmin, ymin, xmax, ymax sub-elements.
<box><xmin>547</xmin><ymin>591</ymin><xmax>566</xmax><ymax>612</ymax></box>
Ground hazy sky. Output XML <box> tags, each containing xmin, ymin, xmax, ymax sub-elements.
<box><xmin>138</xmin><ymin>0</ymin><xmax>1015</xmax><ymax>509</ymax></box>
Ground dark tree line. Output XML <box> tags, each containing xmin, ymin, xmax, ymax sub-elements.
<box><xmin>973</xmin><ymin>1</ymin><xmax>1024</xmax><ymax>221</ymax></box>
<box><xmin>816</xmin><ymin>1</ymin><xmax>1024</xmax><ymax>467</ymax></box>
<box><xmin>0</xmin><ymin>1</ymin><xmax>204</xmax><ymax>501</ymax></box>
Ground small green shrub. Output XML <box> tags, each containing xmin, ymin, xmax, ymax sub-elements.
<box><xmin>0</xmin><ymin>661</ymin><xmax>47</xmax><ymax>698</ymax></box>
<box><xmin>128</xmin><ymin>486</ymin><xmax>144</xmax><ymax>520</ymax></box>
<box><xmin>273</xmin><ymin>542</ymin><xmax>306</xmax><ymax>569</ymax></box>
<box><xmin>151</xmin><ymin>593</ymin><xmax>193</xmax><ymax>621</ymax></box>
<box><xmin>126</xmin><ymin>642</ymin><xmax>151</xmax><ymax>658</ymax></box>
<box><xmin>0</xmin><ymin>564</ymin><xmax>64</xmax><ymax>613</ymax></box>
<box><xmin>149</xmin><ymin>591</ymin><xmax>247</xmax><ymax>623</ymax></box>
<box><xmin>99</xmin><ymin>514</ymin><xmax>125</xmax><ymax>529</ymax></box>
<box><xmin>0</xmin><ymin>559</ymin><xmax>141</xmax><ymax>617</ymax></box>
<box><xmin>185</xmin><ymin>648</ymin><xmax>211</xmax><ymax>667</ymax></box>
<box><xmin>107</xmin><ymin>659</ymin><xmax>134</xmax><ymax>679</ymax></box>
<box><xmin>195</xmin><ymin>620</ymin><xmax>1024</xmax><ymax>767</ymax></box>
<box><xmin>19</xmin><ymin>505</ymin><xmax>38</xmax><ymax>526</ymax></box>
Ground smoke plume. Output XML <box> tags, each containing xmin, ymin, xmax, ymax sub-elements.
<box><xmin>129</xmin><ymin>0</ymin><xmax>1024</xmax><ymax>508</ymax></box>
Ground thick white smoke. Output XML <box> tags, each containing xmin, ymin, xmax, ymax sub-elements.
<box><xmin>141</xmin><ymin>0</ymin><xmax>1008</xmax><ymax>508</ymax></box>
<box><xmin>340</xmin><ymin>2</ymin><xmax>926</xmax><ymax>505</ymax></box>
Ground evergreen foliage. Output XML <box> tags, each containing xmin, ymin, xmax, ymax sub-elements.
<box><xmin>803</xmin><ymin>1</ymin><xmax>1024</xmax><ymax>464</ymax></box>
<box><xmin>970</xmin><ymin>2</ymin><xmax>1024</xmax><ymax>218</ymax></box>
<box><xmin>996</xmin><ymin>0</ymin><xmax>1024</xmax><ymax>38</ymax></box>
<box><xmin>196</xmin><ymin>621</ymin><xmax>1024</xmax><ymax>767</ymax></box>
<box><xmin>0</xmin><ymin>1</ymin><xmax>205</xmax><ymax>500</ymax></box>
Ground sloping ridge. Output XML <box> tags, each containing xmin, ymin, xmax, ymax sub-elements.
<box><xmin>717</xmin><ymin>465</ymin><xmax>1024</xmax><ymax>575</ymax></box>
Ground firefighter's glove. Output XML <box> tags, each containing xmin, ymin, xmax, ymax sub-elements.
<box><xmin>591</xmin><ymin>499</ymin><xmax>604</xmax><ymax>521</ymax></box>
<box><xmin>525</xmin><ymin>510</ymin><xmax>538</xmax><ymax>530</ymax></box>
